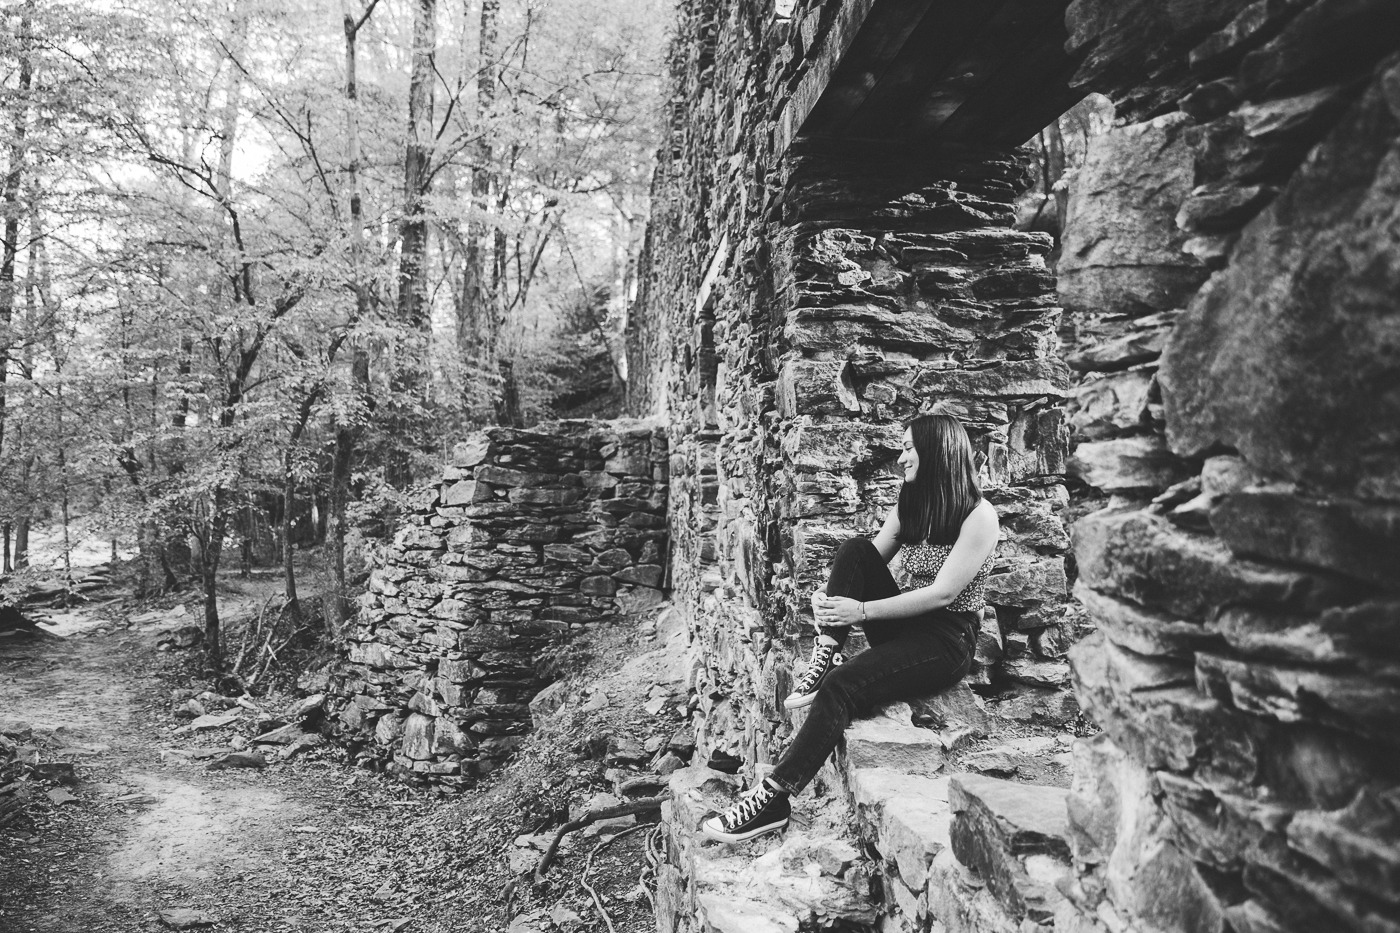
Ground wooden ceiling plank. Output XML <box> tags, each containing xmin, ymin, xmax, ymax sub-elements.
<box><xmin>838</xmin><ymin>0</ymin><xmax>1005</xmax><ymax>137</ymax></box>
<box><xmin>916</xmin><ymin>3</ymin><xmax>1083</xmax><ymax>144</ymax></box>
<box><xmin>785</xmin><ymin>0</ymin><xmax>880</xmax><ymax>148</ymax></box>
<box><xmin>894</xmin><ymin>0</ymin><xmax>1070</xmax><ymax>138</ymax></box>
<box><xmin>799</xmin><ymin>0</ymin><xmax>943</xmax><ymax>136</ymax></box>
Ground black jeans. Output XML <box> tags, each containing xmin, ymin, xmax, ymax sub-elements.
<box><xmin>768</xmin><ymin>537</ymin><xmax>977</xmax><ymax>795</ymax></box>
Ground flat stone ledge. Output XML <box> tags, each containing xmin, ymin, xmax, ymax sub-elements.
<box><xmin>949</xmin><ymin>774</ymin><xmax>1072</xmax><ymax>924</ymax></box>
<box><xmin>657</xmin><ymin>766</ymin><xmax>879</xmax><ymax>933</ymax></box>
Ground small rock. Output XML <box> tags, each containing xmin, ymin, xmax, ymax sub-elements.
<box><xmin>642</xmin><ymin>696</ymin><xmax>667</xmax><ymax>715</ymax></box>
<box><xmin>941</xmin><ymin>727</ymin><xmax>980</xmax><ymax>753</ymax></box>
<box><xmin>46</xmin><ymin>787</ymin><xmax>78</xmax><ymax>806</ymax></box>
<box><xmin>508</xmin><ymin>847</ymin><xmax>538</xmax><ymax>874</ymax></box>
<box><xmin>604</xmin><ymin>737</ymin><xmax>647</xmax><ymax>766</ymax></box>
<box><xmin>174</xmin><ymin>699</ymin><xmax>206</xmax><ymax>720</ymax></box>
<box><xmin>580</xmin><ymin>791</ymin><xmax>635</xmax><ymax>835</ymax></box>
<box><xmin>618</xmin><ymin>774</ymin><xmax>668</xmax><ymax>797</ymax></box>
<box><xmin>507</xmin><ymin>911</ymin><xmax>546</xmax><ymax>933</ymax></box>
<box><xmin>962</xmin><ymin>750</ymin><xmax>1020</xmax><ymax>777</ymax></box>
<box><xmin>205</xmin><ymin>751</ymin><xmax>267</xmax><ymax>771</ymax></box>
<box><xmin>0</xmin><ymin>719</ymin><xmax>32</xmax><ymax>740</ymax></box>
<box><xmin>157</xmin><ymin>625</ymin><xmax>203</xmax><ymax>649</ymax></box>
<box><xmin>549</xmin><ymin>904</ymin><xmax>582</xmax><ymax>926</ymax></box>
<box><xmin>181</xmin><ymin>712</ymin><xmax>240</xmax><ymax>733</ymax></box>
<box><xmin>667</xmin><ymin>729</ymin><xmax>696</xmax><ymax>757</ymax></box>
<box><xmin>251</xmin><ymin>723</ymin><xmax>309</xmax><ymax>746</ymax></box>
<box><xmin>34</xmin><ymin>762</ymin><xmax>78</xmax><ymax>786</ymax></box>
<box><xmin>654</xmin><ymin>752</ymin><xmax>686</xmax><ymax>775</ymax></box>
<box><xmin>158</xmin><ymin>908</ymin><xmax>216</xmax><ymax>929</ymax></box>
<box><xmin>253</xmin><ymin>716</ymin><xmax>290</xmax><ymax>735</ymax></box>
<box><xmin>196</xmin><ymin>691</ymin><xmax>238</xmax><ymax>711</ymax></box>
<box><xmin>285</xmin><ymin>693</ymin><xmax>326</xmax><ymax>721</ymax></box>
<box><xmin>297</xmin><ymin>665</ymin><xmax>332</xmax><ymax>695</ymax></box>
<box><xmin>279</xmin><ymin>734</ymin><xmax>325</xmax><ymax>761</ymax></box>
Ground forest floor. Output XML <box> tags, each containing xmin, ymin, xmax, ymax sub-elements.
<box><xmin>0</xmin><ymin>574</ymin><xmax>680</xmax><ymax>933</ymax></box>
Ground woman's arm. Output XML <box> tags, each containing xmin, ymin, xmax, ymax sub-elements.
<box><xmin>865</xmin><ymin>500</ymin><xmax>998</xmax><ymax>620</ymax></box>
<box><xmin>871</xmin><ymin>508</ymin><xmax>902</xmax><ymax>563</ymax></box>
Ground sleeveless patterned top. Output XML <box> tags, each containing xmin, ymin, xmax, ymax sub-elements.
<box><xmin>895</xmin><ymin>543</ymin><xmax>996</xmax><ymax>612</ymax></box>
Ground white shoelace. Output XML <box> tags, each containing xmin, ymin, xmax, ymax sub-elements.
<box><xmin>794</xmin><ymin>642</ymin><xmax>839</xmax><ymax>694</ymax></box>
<box><xmin>722</xmin><ymin>783</ymin><xmax>775</xmax><ymax>828</ymax></box>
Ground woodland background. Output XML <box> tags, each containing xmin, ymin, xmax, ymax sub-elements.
<box><xmin>0</xmin><ymin>0</ymin><xmax>667</xmax><ymax>668</ymax></box>
<box><xmin>0</xmin><ymin>0</ymin><xmax>1105</xmax><ymax>675</ymax></box>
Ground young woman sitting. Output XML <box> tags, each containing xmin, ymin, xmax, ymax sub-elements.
<box><xmin>702</xmin><ymin>414</ymin><xmax>998</xmax><ymax>843</ymax></box>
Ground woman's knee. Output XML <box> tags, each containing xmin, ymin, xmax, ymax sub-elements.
<box><xmin>833</xmin><ymin>536</ymin><xmax>880</xmax><ymax>566</ymax></box>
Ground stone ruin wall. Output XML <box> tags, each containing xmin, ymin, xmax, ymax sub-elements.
<box><xmin>327</xmin><ymin>420</ymin><xmax>668</xmax><ymax>786</ymax></box>
<box><xmin>1054</xmin><ymin>2</ymin><xmax>1400</xmax><ymax>932</ymax></box>
<box><xmin>633</xmin><ymin>0</ymin><xmax>1400</xmax><ymax>932</ymax></box>
<box><xmin>634</xmin><ymin>0</ymin><xmax>1083</xmax><ymax>795</ymax></box>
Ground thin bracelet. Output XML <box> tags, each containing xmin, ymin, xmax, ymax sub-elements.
<box><xmin>860</xmin><ymin>602</ymin><xmax>867</xmax><ymax>623</ymax></box>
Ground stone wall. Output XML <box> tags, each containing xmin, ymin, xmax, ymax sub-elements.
<box><xmin>635</xmin><ymin>0</ymin><xmax>1399</xmax><ymax>931</ymax></box>
<box><xmin>1055</xmin><ymin>2</ymin><xmax>1400</xmax><ymax>931</ymax></box>
<box><xmin>328</xmin><ymin>419</ymin><xmax>667</xmax><ymax>786</ymax></box>
<box><xmin>636</xmin><ymin>0</ymin><xmax>1082</xmax><ymax>790</ymax></box>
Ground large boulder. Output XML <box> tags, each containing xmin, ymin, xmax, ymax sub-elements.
<box><xmin>1059</xmin><ymin>114</ymin><xmax>1209</xmax><ymax>317</ymax></box>
<box><xmin>1160</xmin><ymin>57</ymin><xmax>1400</xmax><ymax>499</ymax></box>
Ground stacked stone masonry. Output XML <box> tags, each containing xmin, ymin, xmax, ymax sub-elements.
<box><xmin>1057</xmin><ymin>1</ymin><xmax>1400</xmax><ymax>931</ymax></box>
<box><xmin>657</xmin><ymin>698</ymin><xmax>1081</xmax><ymax>933</ymax></box>
<box><xmin>635</xmin><ymin>0</ymin><xmax>1090</xmax><ymax>930</ymax></box>
<box><xmin>634</xmin><ymin>0</ymin><xmax>1400</xmax><ymax>931</ymax></box>
<box><xmin>637</xmin><ymin>0</ymin><xmax>1083</xmax><ymax>796</ymax></box>
<box><xmin>328</xmin><ymin>420</ymin><xmax>667</xmax><ymax>785</ymax></box>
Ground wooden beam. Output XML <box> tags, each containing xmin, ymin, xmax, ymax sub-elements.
<box><xmin>894</xmin><ymin>0</ymin><xmax>1068</xmax><ymax>138</ymax></box>
<box><xmin>838</xmin><ymin>0</ymin><xmax>1007</xmax><ymax>138</ymax></box>
<box><xmin>933</xmin><ymin>13</ymin><xmax>1087</xmax><ymax>146</ymax></box>
<box><xmin>781</xmin><ymin>0</ymin><xmax>878</xmax><ymax>154</ymax></box>
<box><xmin>798</xmin><ymin>0</ymin><xmax>943</xmax><ymax>136</ymax></box>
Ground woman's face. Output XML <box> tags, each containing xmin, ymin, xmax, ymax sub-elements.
<box><xmin>897</xmin><ymin>428</ymin><xmax>919</xmax><ymax>482</ymax></box>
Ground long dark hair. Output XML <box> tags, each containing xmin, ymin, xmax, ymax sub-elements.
<box><xmin>896</xmin><ymin>414</ymin><xmax>981</xmax><ymax>545</ymax></box>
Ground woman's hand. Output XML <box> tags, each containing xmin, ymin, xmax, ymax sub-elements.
<box><xmin>812</xmin><ymin>593</ymin><xmax>863</xmax><ymax>627</ymax></box>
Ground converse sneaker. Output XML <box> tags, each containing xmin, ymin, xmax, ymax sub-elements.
<box><xmin>783</xmin><ymin>636</ymin><xmax>843</xmax><ymax>710</ymax></box>
<box><xmin>701</xmin><ymin>780</ymin><xmax>791</xmax><ymax>843</ymax></box>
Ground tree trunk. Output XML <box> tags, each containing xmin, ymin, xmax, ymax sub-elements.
<box><xmin>0</xmin><ymin>5</ymin><xmax>33</xmax><ymax>464</ymax></box>
<box><xmin>386</xmin><ymin>0</ymin><xmax>437</xmax><ymax>488</ymax></box>
<box><xmin>397</xmin><ymin>0</ymin><xmax>435</xmax><ymax>333</ymax></box>
<box><xmin>199</xmin><ymin>4</ymin><xmax>251</xmax><ymax>673</ymax></box>
<box><xmin>202</xmin><ymin>493</ymin><xmax>227</xmax><ymax>672</ymax></box>
<box><xmin>280</xmin><ymin>382</ymin><xmax>319</xmax><ymax>615</ymax></box>
<box><xmin>14</xmin><ymin>516</ymin><xmax>28</xmax><ymax>569</ymax></box>
<box><xmin>282</xmin><ymin>466</ymin><xmax>298</xmax><ymax>612</ymax></box>
<box><xmin>460</xmin><ymin>0</ymin><xmax>498</xmax><ymax>403</ymax></box>
<box><xmin>327</xmin><ymin>0</ymin><xmax>381</xmax><ymax>634</ymax></box>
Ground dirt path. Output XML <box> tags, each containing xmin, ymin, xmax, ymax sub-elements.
<box><xmin>0</xmin><ymin>629</ymin><xmax>440</xmax><ymax>933</ymax></box>
<box><xmin>0</xmin><ymin>609</ymin><xmax>678</xmax><ymax>933</ymax></box>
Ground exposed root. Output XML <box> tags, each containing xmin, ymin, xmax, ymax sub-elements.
<box><xmin>580</xmin><ymin>823</ymin><xmax>650</xmax><ymax>933</ymax></box>
<box><xmin>531</xmin><ymin>794</ymin><xmax>669</xmax><ymax>883</ymax></box>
